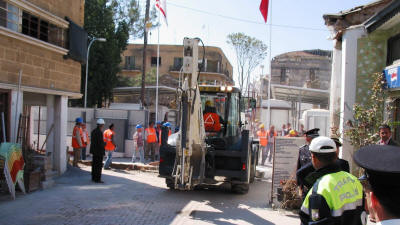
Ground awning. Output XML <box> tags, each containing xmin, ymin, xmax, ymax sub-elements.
<box><xmin>364</xmin><ymin>0</ymin><xmax>400</xmax><ymax>33</ymax></box>
<box><xmin>271</xmin><ymin>84</ymin><xmax>329</xmax><ymax>105</ymax></box>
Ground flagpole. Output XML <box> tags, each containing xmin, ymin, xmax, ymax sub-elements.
<box><xmin>155</xmin><ymin>11</ymin><xmax>160</xmax><ymax>123</ymax></box>
<box><xmin>267</xmin><ymin>0</ymin><xmax>272</xmax><ymax>130</ymax></box>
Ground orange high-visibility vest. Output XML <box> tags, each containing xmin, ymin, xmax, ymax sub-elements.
<box><xmin>203</xmin><ymin>112</ymin><xmax>221</xmax><ymax>132</ymax></box>
<box><xmin>145</xmin><ymin>127</ymin><xmax>157</xmax><ymax>143</ymax></box>
<box><xmin>257</xmin><ymin>130</ymin><xmax>277</xmax><ymax>146</ymax></box>
<box><xmin>103</xmin><ymin>129</ymin><xmax>115</xmax><ymax>151</ymax></box>
<box><xmin>257</xmin><ymin>130</ymin><xmax>268</xmax><ymax>146</ymax></box>
<box><xmin>72</xmin><ymin>125</ymin><xmax>84</xmax><ymax>148</ymax></box>
<box><xmin>159</xmin><ymin>129</ymin><xmax>172</xmax><ymax>145</ymax></box>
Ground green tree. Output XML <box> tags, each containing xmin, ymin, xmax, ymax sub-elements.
<box><xmin>227</xmin><ymin>32</ymin><xmax>268</xmax><ymax>94</ymax></box>
<box><xmin>112</xmin><ymin>0</ymin><xmax>159</xmax><ymax>38</ymax></box>
<box><xmin>71</xmin><ymin>0</ymin><xmax>131</xmax><ymax>108</ymax></box>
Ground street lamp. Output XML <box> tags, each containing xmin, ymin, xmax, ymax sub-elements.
<box><xmin>84</xmin><ymin>37</ymin><xmax>106</xmax><ymax>108</ymax></box>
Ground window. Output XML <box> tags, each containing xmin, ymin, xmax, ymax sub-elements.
<box><xmin>0</xmin><ymin>0</ymin><xmax>19</xmax><ymax>32</ymax></box>
<box><xmin>124</xmin><ymin>56</ymin><xmax>135</xmax><ymax>70</ymax></box>
<box><xmin>0</xmin><ymin>1</ymin><xmax>67</xmax><ymax>49</ymax></box>
<box><xmin>173</xmin><ymin>57</ymin><xmax>182</xmax><ymax>70</ymax></box>
<box><xmin>151</xmin><ymin>57</ymin><xmax>161</xmax><ymax>67</ymax></box>
<box><xmin>280</xmin><ymin>68</ymin><xmax>287</xmax><ymax>82</ymax></box>
<box><xmin>227</xmin><ymin>92</ymin><xmax>240</xmax><ymax>137</ymax></box>
<box><xmin>309</xmin><ymin>68</ymin><xmax>317</xmax><ymax>81</ymax></box>
<box><xmin>387</xmin><ymin>33</ymin><xmax>400</xmax><ymax>66</ymax></box>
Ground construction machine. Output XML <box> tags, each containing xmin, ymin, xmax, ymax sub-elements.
<box><xmin>159</xmin><ymin>38</ymin><xmax>258</xmax><ymax>193</ymax></box>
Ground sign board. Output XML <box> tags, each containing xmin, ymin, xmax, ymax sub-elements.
<box><xmin>384</xmin><ymin>63</ymin><xmax>400</xmax><ymax>89</ymax></box>
<box><xmin>270</xmin><ymin>137</ymin><xmax>305</xmax><ymax>206</ymax></box>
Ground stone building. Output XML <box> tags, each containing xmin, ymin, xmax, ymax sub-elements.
<box><xmin>114</xmin><ymin>44</ymin><xmax>233</xmax><ymax>122</ymax></box>
<box><xmin>267</xmin><ymin>49</ymin><xmax>332</xmax><ymax>93</ymax></box>
<box><xmin>257</xmin><ymin>49</ymin><xmax>332</xmax><ymax>131</ymax></box>
<box><xmin>0</xmin><ymin>0</ymin><xmax>86</xmax><ymax>175</ymax></box>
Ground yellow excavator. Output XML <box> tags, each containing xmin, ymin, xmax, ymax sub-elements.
<box><xmin>159</xmin><ymin>38</ymin><xmax>258</xmax><ymax>193</ymax></box>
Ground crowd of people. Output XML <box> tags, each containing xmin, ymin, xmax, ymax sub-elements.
<box><xmin>71</xmin><ymin>117</ymin><xmax>174</xmax><ymax>183</ymax></box>
<box><xmin>257</xmin><ymin>122</ymin><xmax>400</xmax><ymax>225</ymax></box>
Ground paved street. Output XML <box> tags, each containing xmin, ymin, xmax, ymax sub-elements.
<box><xmin>0</xmin><ymin>163</ymin><xmax>299</xmax><ymax>225</ymax></box>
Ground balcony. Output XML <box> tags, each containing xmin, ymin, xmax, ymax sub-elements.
<box><xmin>122</xmin><ymin>65</ymin><xmax>142</xmax><ymax>71</ymax></box>
<box><xmin>169</xmin><ymin>64</ymin><xmax>230</xmax><ymax>77</ymax></box>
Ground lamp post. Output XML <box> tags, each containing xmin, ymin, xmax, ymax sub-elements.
<box><xmin>84</xmin><ymin>37</ymin><xmax>106</xmax><ymax>108</ymax></box>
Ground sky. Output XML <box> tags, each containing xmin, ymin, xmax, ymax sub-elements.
<box><xmin>131</xmin><ymin>0</ymin><xmax>374</xmax><ymax>85</ymax></box>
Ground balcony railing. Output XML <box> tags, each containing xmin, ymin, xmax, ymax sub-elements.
<box><xmin>123</xmin><ymin>65</ymin><xmax>142</xmax><ymax>71</ymax></box>
<box><xmin>169</xmin><ymin>65</ymin><xmax>230</xmax><ymax>77</ymax></box>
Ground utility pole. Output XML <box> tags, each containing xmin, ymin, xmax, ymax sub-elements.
<box><xmin>141</xmin><ymin>0</ymin><xmax>150</xmax><ymax>108</ymax></box>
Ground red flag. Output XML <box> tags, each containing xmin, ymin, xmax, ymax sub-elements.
<box><xmin>156</xmin><ymin>0</ymin><xmax>168</xmax><ymax>26</ymax></box>
<box><xmin>259</xmin><ymin>0</ymin><xmax>269</xmax><ymax>23</ymax></box>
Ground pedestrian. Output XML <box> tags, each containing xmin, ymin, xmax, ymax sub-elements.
<box><xmin>298</xmin><ymin>124</ymin><xmax>305</xmax><ymax>136</ymax></box>
<box><xmin>132</xmin><ymin>124</ymin><xmax>144</xmax><ymax>163</ymax></box>
<box><xmin>296</xmin><ymin>137</ymin><xmax>350</xmax><ymax>197</ymax></box>
<box><xmin>81</xmin><ymin>123</ymin><xmax>89</xmax><ymax>161</ymax></box>
<box><xmin>103</xmin><ymin>123</ymin><xmax>116</xmax><ymax>169</ymax></box>
<box><xmin>287</xmin><ymin>123</ymin><xmax>292</xmax><ymax>133</ymax></box>
<box><xmin>377</xmin><ymin>124</ymin><xmax>398</xmax><ymax>146</ymax></box>
<box><xmin>159</xmin><ymin>122</ymin><xmax>172</xmax><ymax>146</ymax></box>
<box><xmin>296</xmin><ymin>128</ymin><xmax>319</xmax><ymax>198</ymax></box>
<box><xmin>90</xmin><ymin>119</ymin><xmax>106</xmax><ymax>183</ymax></box>
<box><xmin>281</xmin><ymin>124</ymin><xmax>287</xmax><ymax>136</ymax></box>
<box><xmin>71</xmin><ymin>117</ymin><xmax>84</xmax><ymax>167</ymax></box>
<box><xmin>354</xmin><ymin>145</ymin><xmax>400</xmax><ymax>225</ymax></box>
<box><xmin>257</xmin><ymin>124</ymin><xmax>276</xmax><ymax>165</ymax></box>
<box><xmin>285</xmin><ymin>129</ymin><xmax>297</xmax><ymax>137</ymax></box>
<box><xmin>297</xmin><ymin>128</ymin><xmax>319</xmax><ymax>170</ymax></box>
<box><xmin>299</xmin><ymin>136</ymin><xmax>364</xmax><ymax>225</ymax></box>
<box><xmin>155</xmin><ymin>121</ymin><xmax>162</xmax><ymax>161</ymax></box>
<box><xmin>145</xmin><ymin>121</ymin><xmax>157</xmax><ymax>162</ymax></box>
<box><xmin>266</xmin><ymin>125</ymin><xmax>277</xmax><ymax>163</ymax></box>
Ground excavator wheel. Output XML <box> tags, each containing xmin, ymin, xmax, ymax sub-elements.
<box><xmin>165</xmin><ymin>178</ymin><xmax>175</xmax><ymax>190</ymax></box>
<box><xmin>232</xmin><ymin>183</ymin><xmax>249</xmax><ymax>194</ymax></box>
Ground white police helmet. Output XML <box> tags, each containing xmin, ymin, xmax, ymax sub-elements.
<box><xmin>96</xmin><ymin>118</ymin><xmax>105</xmax><ymax>125</ymax></box>
<box><xmin>309</xmin><ymin>136</ymin><xmax>336</xmax><ymax>153</ymax></box>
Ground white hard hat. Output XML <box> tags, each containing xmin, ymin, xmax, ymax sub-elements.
<box><xmin>309</xmin><ymin>136</ymin><xmax>336</xmax><ymax>153</ymax></box>
<box><xmin>97</xmin><ymin>118</ymin><xmax>105</xmax><ymax>125</ymax></box>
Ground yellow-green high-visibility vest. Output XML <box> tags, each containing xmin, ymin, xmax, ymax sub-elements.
<box><xmin>301</xmin><ymin>171</ymin><xmax>363</xmax><ymax>221</ymax></box>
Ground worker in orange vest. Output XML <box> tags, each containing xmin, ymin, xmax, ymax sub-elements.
<box><xmin>81</xmin><ymin>123</ymin><xmax>89</xmax><ymax>160</ymax></box>
<box><xmin>159</xmin><ymin>122</ymin><xmax>172</xmax><ymax>146</ymax></box>
<box><xmin>145</xmin><ymin>121</ymin><xmax>157</xmax><ymax>162</ymax></box>
<box><xmin>103</xmin><ymin>123</ymin><xmax>116</xmax><ymax>169</ymax></box>
<box><xmin>257</xmin><ymin>124</ymin><xmax>277</xmax><ymax>165</ymax></box>
<box><xmin>72</xmin><ymin>117</ymin><xmax>84</xmax><ymax>167</ymax></box>
<box><xmin>203</xmin><ymin>100</ymin><xmax>223</xmax><ymax>133</ymax></box>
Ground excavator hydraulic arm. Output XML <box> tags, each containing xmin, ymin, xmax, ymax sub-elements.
<box><xmin>173</xmin><ymin>38</ymin><xmax>206</xmax><ymax>190</ymax></box>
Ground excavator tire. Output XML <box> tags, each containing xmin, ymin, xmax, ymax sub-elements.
<box><xmin>165</xmin><ymin>178</ymin><xmax>175</xmax><ymax>190</ymax></box>
<box><xmin>232</xmin><ymin>183</ymin><xmax>249</xmax><ymax>194</ymax></box>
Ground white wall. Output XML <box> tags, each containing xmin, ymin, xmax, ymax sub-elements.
<box><xmin>339</xmin><ymin>26</ymin><xmax>366</xmax><ymax>168</ymax></box>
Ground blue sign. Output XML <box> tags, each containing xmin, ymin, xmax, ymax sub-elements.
<box><xmin>384</xmin><ymin>65</ymin><xmax>400</xmax><ymax>89</ymax></box>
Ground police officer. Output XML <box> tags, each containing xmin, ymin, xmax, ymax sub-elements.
<box><xmin>296</xmin><ymin>128</ymin><xmax>319</xmax><ymax>198</ymax></box>
<box><xmin>299</xmin><ymin>136</ymin><xmax>365</xmax><ymax>225</ymax></box>
<box><xmin>297</xmin><ymin>128</ymin><xmax>320</xmax><ymax>170</ymax></box>
<box><xmin>296</xmin><ymin>137</ymin><xmax>350</xmax><ymax>196</ymax></box>
<box><xmin>354</xmin><ymin>145</ymin><xmax>400</xmax><ymax>225</ymax></box>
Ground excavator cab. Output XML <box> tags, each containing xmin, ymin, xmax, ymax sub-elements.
<box><xmin>199</xmin><ymin>85</ymin><xmax>242</xmax><ymax>149</ymax></box>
